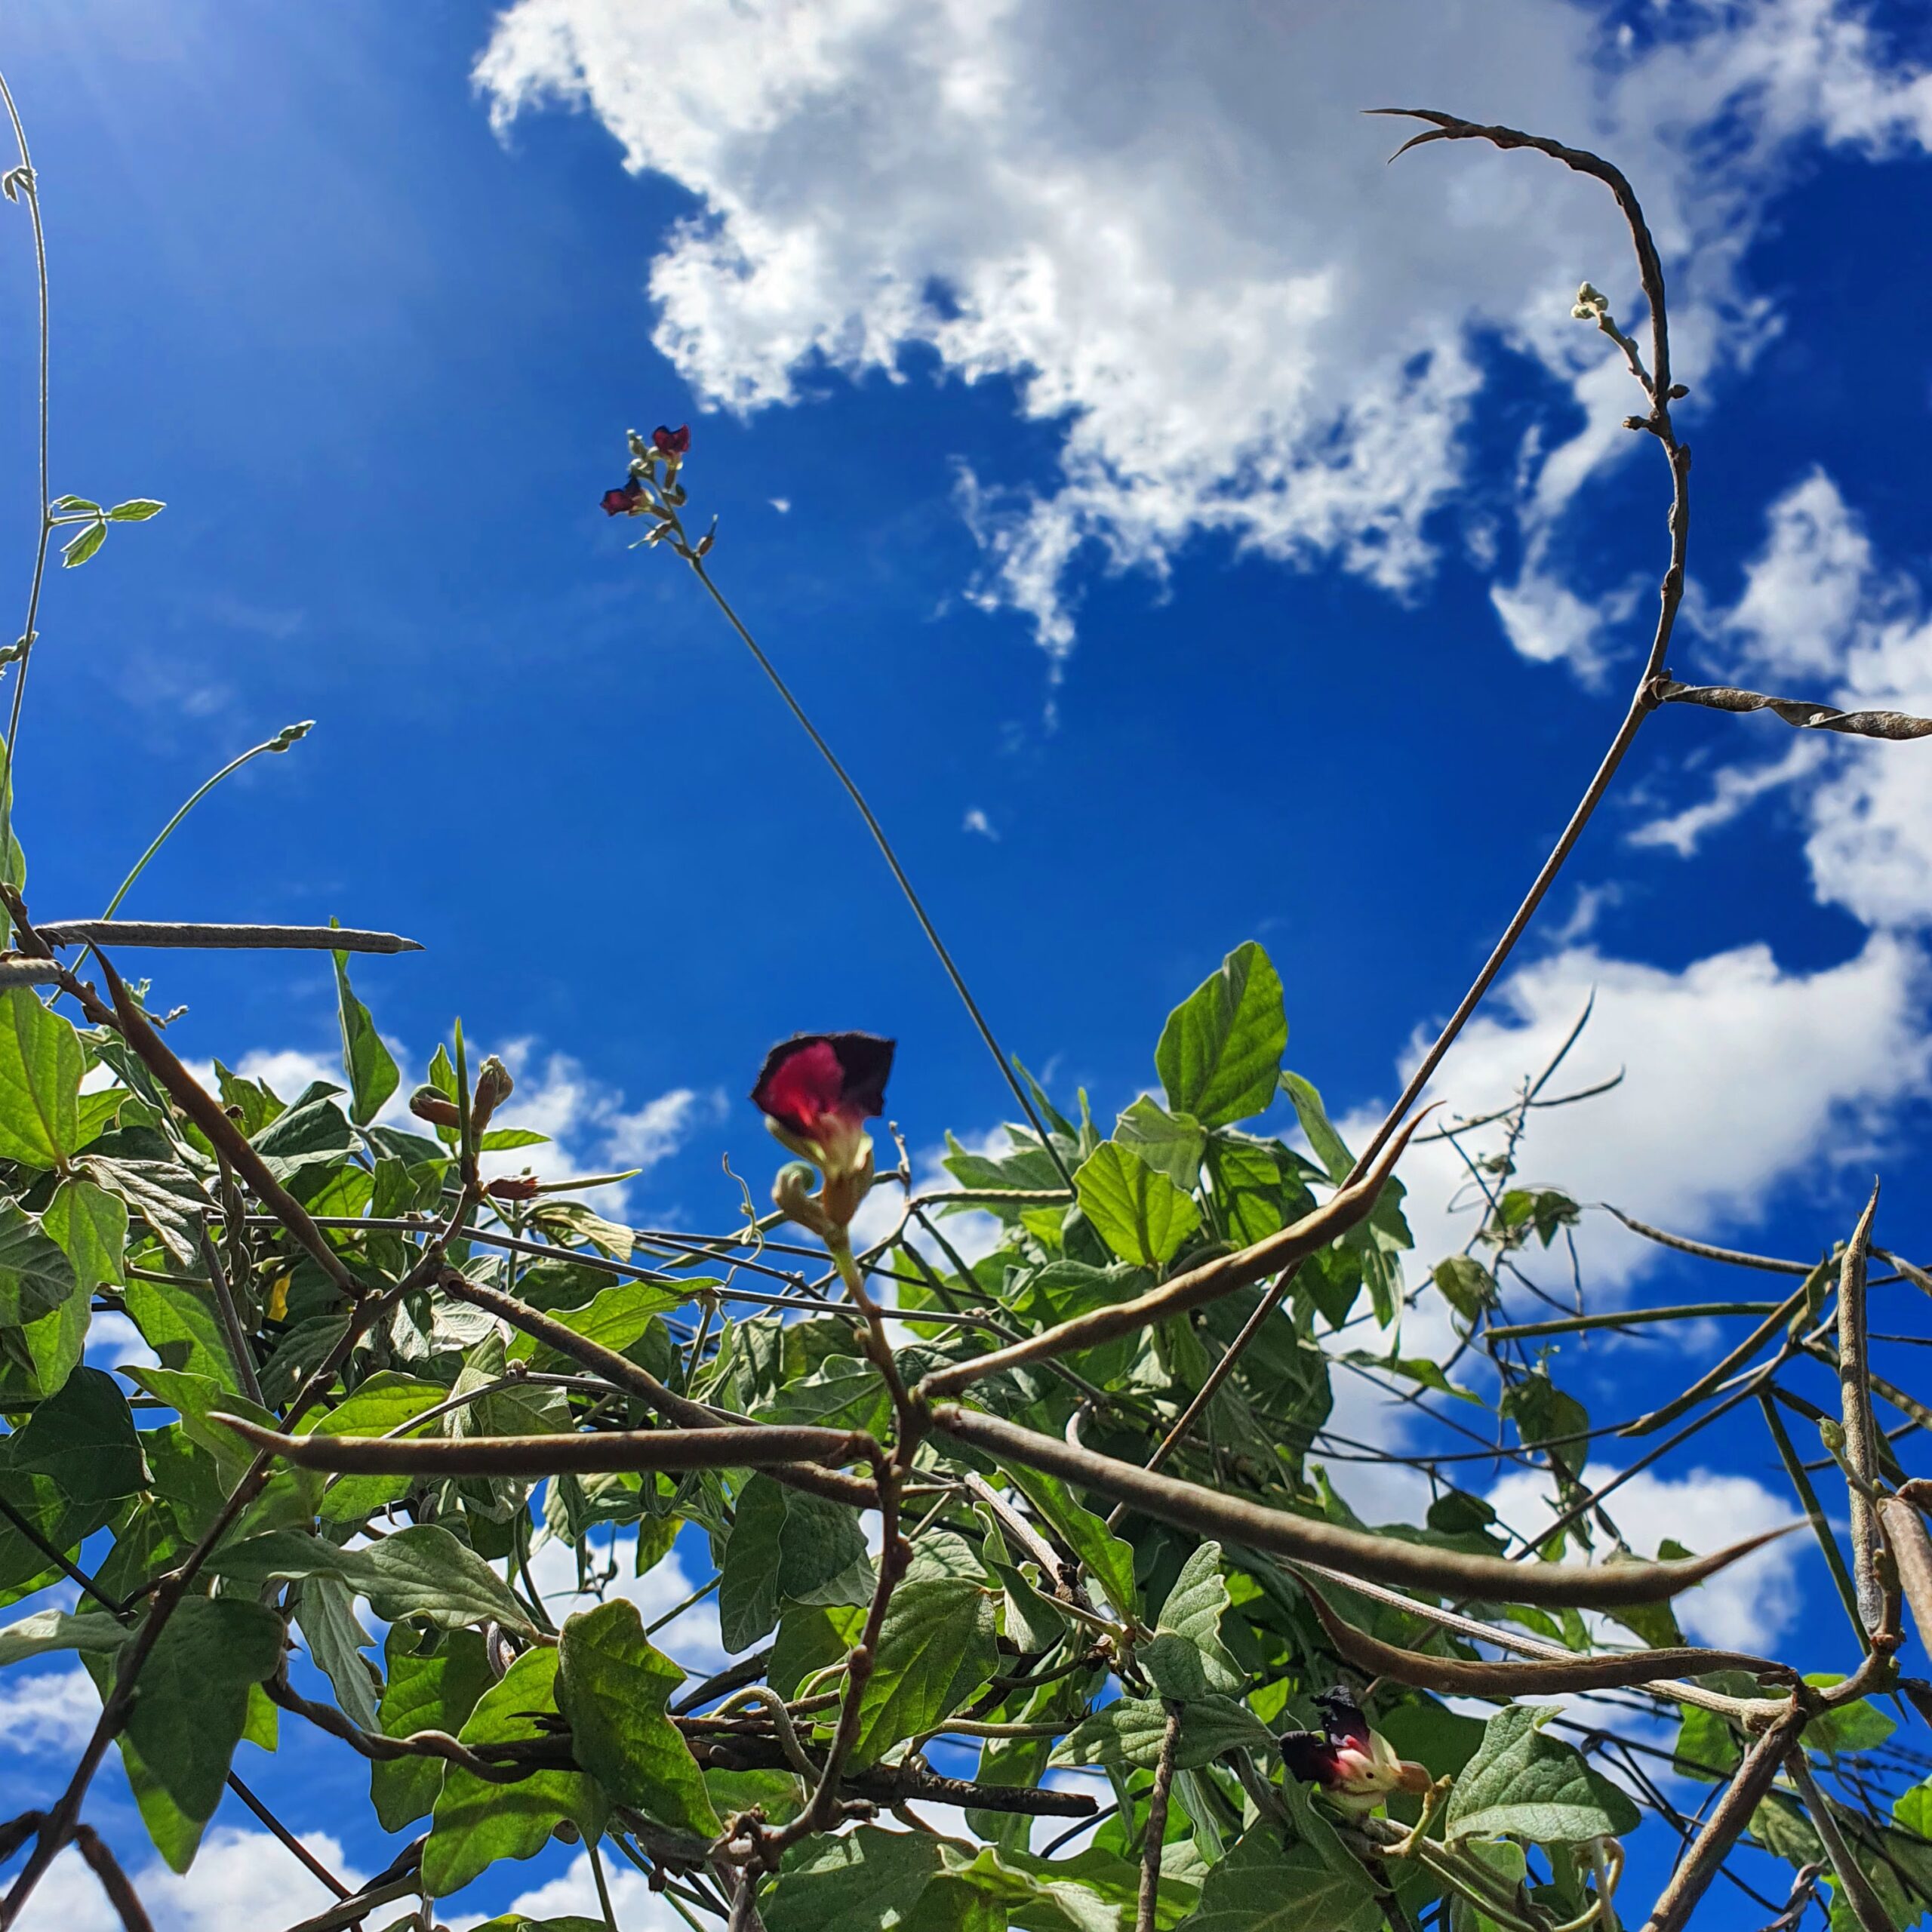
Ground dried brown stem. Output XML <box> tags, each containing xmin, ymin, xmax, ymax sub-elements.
<box><xmin>1638</xmin><ymin>1706</ymin><xmax>1806</xmax><ymax>1932</ymax></box>
<box><xmin>1137</xmin><ymin>1706</ymin><xmax>1182</xmax><ymax>1932</ymax></box>
<box><xmin>1879</xmin><ymin>1497</ymin><xmax>1932</xmax><ymax>1660</ymax></box>
<box><xmin>97</xmin><ymin>950</ymin><xmax>363</xmax><ymax>1301</ymax></box>
<box><xmin>1786</xmin><ymin>1752</ymin><xmax>1897</xmax><ymax>1932</ymax></box>
<box><xmin>71</xmin><ymin>1826</ymin><xmax>155</xmax><ymax>1932</ymax></box>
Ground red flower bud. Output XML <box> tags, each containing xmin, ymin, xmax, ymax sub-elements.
<box><xmin>652</xmin><ymin>423</ymin><xmax>691</xmax><ymax>455</ymax></box>
<box><xmin>602</xmin><ymin>480</ymin><xmax>647</xmax><ymax>517</ymax></box>
<box><xmin>485</xmin><ymin>1174</ymin><xmax>542</xmax><ymax>1203</ymax></box>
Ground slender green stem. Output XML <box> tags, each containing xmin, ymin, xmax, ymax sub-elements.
<box><xmin>0</xmin><ymin>69</ymin><xmax>51</xmax><ymax>931</ymax></box>
<box><xmin>1758</xmin><ymin>1392</ymin><xmax>1868</xmax><ymax>1653</ymax></box>
<box><xmin>586</xmin><ymin>1836</ymin><xmax>619</xmax><ymax>1932</ymax></box>
<box><xmin>100</xmin><ymin>722</ymin><xmax>312</xmax><ymax>919</ymax></box>
<box><xmin>685</xmin><ymin>555</ymin><xmax>1073</xmax><ymax>1189</ymax></box>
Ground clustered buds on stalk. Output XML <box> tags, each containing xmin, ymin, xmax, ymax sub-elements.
<box><xmin>1572</xmin><ymin>280</ymin><xmax>1609</xmax><ymax>322</ymax></box>
<box><xmin>600</xmin><ymin>426</ymin><xmax>716</xmax><ymax>561</ymax></box>
<box><xmin>751</xmin><ymin>1032</ymin><xmax>895</xmax><ymax>1245</ymax></box>
<box><xmin>1279</xmin><ymin>1687</ymin><xmax>1431</xmax><ymax>1812</ymax></box>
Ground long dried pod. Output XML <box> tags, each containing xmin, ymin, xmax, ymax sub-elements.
<box><xmin>919</xmin><ymin>1112</ymin><xmax>1424</xmax><ymax>1399</ymax></box>
<box><xmin>1300</xmin><ymin>1581</ymin><xmax>1798</xmax><ymax>1698</ymax></box>
<box><xmin>216</xmin><ymin>1415</ymin><xmax>875</xmax><ymax>1479</ymax></box>
<box><xmin>931</xmin><ymin>1404</ymin><xmax>1789</xmax><ymax>1609</ymax></box>
<box><xmin>1879</xmin><ymin>1496</ymin><xmax>1932</xmax><ymax>1657</ymax></box>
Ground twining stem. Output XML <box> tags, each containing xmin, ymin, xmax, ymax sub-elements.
<box><xmin>0</xmin><ymin>68</ymin><xmax>49</xmax><ymax>919</ymax></box>
<box><xmin>98</xmin><ymin>724</ymin><xmax>312</xmax><ymax>920</ymax></box>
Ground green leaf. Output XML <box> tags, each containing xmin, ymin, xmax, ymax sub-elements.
<box><xmin>124</xmin><ymin>1275</ymin><xmax>243</xmax><ymax>1389</ymax></box>
<box><xmin>1155</xmin><ymin>943</ymin><xmax>1287</xmax><ymax>1128</ymax></box>
<box><xmin>208</xmin><ymin>1524</ymin><xmax>535</xmax><ymax>1633</ymax></box>
<box><xmin>718</xmin><ymin>1473</ymin><xmax>873</xmax><ymax>1651</ymax></box>
<box><xmin>849</xmin><ymin>1565</ymin><xmax>999</xmax><ymax>1769</ymax></box>
<box><xmin>294</xmin><ymin>1572</ymin><xmax>379</xmax><ymax>1731</ymax></box>
<box><xmin>478</xmin><ymin>1126</ymin><xmax>549</xmax><ymax>1150</ymax></box>
<box><xmin>764</xmin><ymin>1825</ymin><xmax>946</xmax><ymax>1932</ymax></box>
<box><xmin>1432</xmin><ymin>1255</ymin><xmax>1495</xmax><ymax>1322</ymax></box>
<box><xmin>1444</xmin><ymin>1706</ymin><xmax>1640</xmax><ymax>1845</ymax></box>
<box><xmin>0</xmin><ymin>986</ymin><xmax>82</xmax><ymax>1164</ymax></box>
<box><xmin>1001</xmin><ymin>1463</ymin><xmax>1139</xmax><ymax>1627</ymax></box>
<box><xmin>423</xmin><ymin>1647</ymin><xmax>605</xmax><ymax>1898</ymax></box>
<box><xmin>106</xmin><ymin>498</ymin><xmax>165</xmax><ymax>521</ymax></box>
<box><xmin>1114</xmin><ymin>1097</ymin><xmax>1206</xmax><ymax>1189</ymax></box>
<box><xmin>1075</xmin><ymin>1140</ymin><xmax>1200</xmax><ymax>1268</ymax></box>
<box><xmin>10</xmin><ymin>1365</ymin><xmax>145</xmax><ymax>1505</ymax></box>
<box><xmin>45</xmin><ymin>1177</ymin><xmax>126</xmax><ymax>1293</ymax></box>
<box><xmin>1278</xmin><ymin>1071</ymin><xmax>1352</xmax><ymax>1184</ymax></box>
<box><xmin>757</xmin><ymin>1356</ymin><xmax>894</xmax><ymax>1440</ymax></box>
<box><xmin>1207</xmin><ymin>1134</ymin><xmax>1315</xmax><ymax>1248</ymax></box>
<box><xmin>1174</xmin><ymin>1820</ymin><xmax>1381</xmax><ymax>1932</ymax></box>
<box><xmin>504</xmin><ymin>1278</ymin><xmax>688</xmax><ymax>1371</ymax></box>
<box><xmin>333</xmin><ymin>946</ymin><xmax>400</xmax><ymax>1126</ymax></box>
<box><xmin>557</xmin><ymin>1598</ymin><xmax>720</xmax><ymax>1836</ymax></box>
<box><xmin>0</xmin><ymin>1605</ymin><xmax>128</xmax><ymax>1668</ymax></box>
<box><xmin>60</xmin><ymin>518</ymin><xmax>106</xmax><ymax>568</ymax></box>
<box><xmin>371</xmin><ymin>1626</ymin><xmax>494</xmax><ymax>1832</ymax></box>
<box><xmin>1146</xmin><ymin>1540</ymin><xmax>1241</xmax><ymax>1695</ymax></box>
<box><xmin>116</xmin><ymin>1595</ymin><xmax>285</xmax><ymax>1869</ymax></box>
<box><xmin>1052</xmin><ymin>1695</ymin><xmax>1271</xmax><ymax>1774</ymax></box>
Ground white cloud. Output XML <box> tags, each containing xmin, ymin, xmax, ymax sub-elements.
<box><xmin>961</xmin><ymin>806</ymin><xmax>998</xmax><ymax>841</ymax></box>
<box><xmin>478</xmin><ymin>0</ymin><xmax>1932</xmax><ymax>666</ymax></box>
<box><xmin>0</xmin><ymin>1666</ymin><xmax>102</xmax><ymax>1757</ymax></box>
<box><xmin>1627</xmin><ymin>737</ymin><xmax>1823</xmax><ymax>857</ymax></box>
<box><xmin>476</xmin><ymin>1850</ymin><xmax>691</xmax><ymax>1931</ymax></box>
<box><xmin>1369</xmin><ymin>932</ymin><xmax>1928</xmax><ymax>1294</ymax></box>
<box><xmin>21</xmin><ymin>1826</ymin><xmax>362</xmax><ymax>1932</ymax></box>
<box><xmin>192</xmin><ymin>1040</ymin><xmax>722</xmax><ymax>1217</ymax></box>
<box><xmin>1649</xmin><ymin>467</ymin><xmax>1932</xmax><ymax>925</ymax></box>
<box><xmin>1487</xmin><ymin>1462</ymin><xmax>1802</xmax><ymax>1652</ymax></box>
<box><xmin>525</xmin><ymin>1531</ymin><xmax>728</xmax><ymax>1679</ymax></box>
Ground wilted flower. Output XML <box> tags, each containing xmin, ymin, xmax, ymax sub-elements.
<box><xmin>652</xmin><ymin>423</ymin><xmax>691</xmax><ymax>455</ymax></box>
<box><xmin>601</xmin><ymin>479</ymin><xmax>647</xmax><ymax>517</ymax></box>
<box><xmin>1280</xmin><ymin>1688</ymin><xmax>1430</xmax><ymax>1811</ymax></box>
<box><xmin>752</xmin><ymin>1032</ymin><xmax>894</xmax><ymax>1238</ymax></box>
<box><xmin>408</xmin><ymin>1084</ymin><xmax>463</xmax><ymax>1129</ymax></box>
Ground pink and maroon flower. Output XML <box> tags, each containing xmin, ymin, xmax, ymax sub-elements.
<box><xmin>601</xmin><ymin>479</ymin><xmax>646</xmax><ymax>517</ymax></box>
<box><xmin>652</xmin><ymin>423</ymin><xmax>691</xmax><ymax>455</ymax></box>
<box><xmin>752</xmin><ymin>1032</ymin><xmax>894</xmax><ymax>1174</ymax></box>
<box><xmin>1280</xmin><ymin>1689</ymin><xmax>1429</xmax><ymax>1811</ymax></box>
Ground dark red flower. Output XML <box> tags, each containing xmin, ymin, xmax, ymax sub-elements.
<box><xmin>652</xmin><ymin>423</ymin><xmax>691</xmax><ymax>455</ymax></box>
<box><xmin>601</xmin><ymin>480</ymin><xmax>645</xmax><ymax>517</ymax></box>
<box><xmin>752</xmin><ymin>1032</ymin><xmax>894</xmax><ymax>1177</ymax></box>
<box><xmin>1281</xmin><ymin>1688</ymin><xmax>1428</xmax><ymax>1810</ymax></box>
<box><xmin>486</xmin><ymin>1174</ymin><xmax>542</xmax><ymax>1204</ymax></box>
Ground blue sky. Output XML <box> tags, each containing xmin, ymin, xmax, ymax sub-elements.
<box><xmin>3</xmin><ymin>1</ymin><xmax>1932</xmax><ymax>1924</ymax></box>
